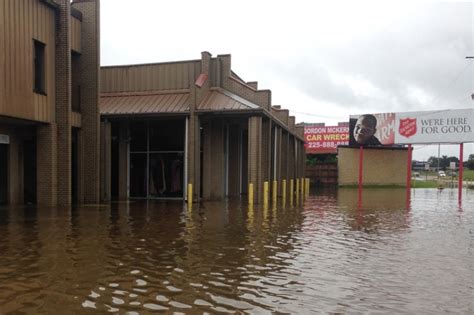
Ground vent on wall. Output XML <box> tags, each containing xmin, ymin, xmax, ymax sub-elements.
<box><xmin>0</xmin><ymin>135</ymin><xmax>10</xmax><ymax>144</ymax></box>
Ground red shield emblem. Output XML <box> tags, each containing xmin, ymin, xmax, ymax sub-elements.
<box><xmin>399</xmin><ymin>118</ymin><xmax>417</xmax><ymax>138</ymax></box>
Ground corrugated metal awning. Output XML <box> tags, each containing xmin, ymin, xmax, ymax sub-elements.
<box><xmin>198</xmin><ymin>89</ymin><xmax>260</xmax><ymax>111</ymax></box>
<box><xmin>100</xmin><ymin>91</ymin><xmax>190</xmax><ymax>116</ymax></box>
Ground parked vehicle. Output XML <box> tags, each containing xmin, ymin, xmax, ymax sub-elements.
<box><xmin>438</xmin><ymin>171</ymin><xmax>446</xmax><ymax>177</ymax></box>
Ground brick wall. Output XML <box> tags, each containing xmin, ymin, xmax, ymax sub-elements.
<box><xmin>37</xmin><ymin>124</ymin><xmax>58</xmax><ymax>206</ymax></box>
<box><xmin>288</xmin><ymin>116</ymin><xmax>295</xmax><ymax>132</ymax></box>
<box><xmin>248</xmin><ymin>116</ymin><xmax>263</xmax><ymax>203</ymax></box>
<box><xmin>228</xmin><ymin>124</ymin><xmax>241</xmax><ymax>196</ymax></box>
<box><xmin>55</xmin><ymin>0</ymin><xmax>72</xmax><ymax>206</ymax></box>
<box><xmin>73</xmin><ymin>0</ymin><xmax>100</xmax><ymax>203</ymax></box>
<box><xmin>118</xmin><ymin>121</ymin><xmax>129</xmax><ymax>200</ymax></box>
<box><xmin>262</xmin><ymin>118</ymin><xmax>271</xmax><ymax>183</ymax></box>
<box><xmin>202</xmin><ymin>119</ymin><xmax>225</xmax><ymax>200</ymax></box>
<box><xmin>271</xmin><ymin>108</ymin><xmax>289</xmax><ymax>125</ymax></box>
<box><xmin>218</xmin><ymin>55</ymin><xmax>272</xmax><ymax>110</ymax></box>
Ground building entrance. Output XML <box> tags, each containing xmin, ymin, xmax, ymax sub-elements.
<box><xmin>0</xmin><ymin>144</ymin><xmax>7</xmax><ymax>204</ymax></box>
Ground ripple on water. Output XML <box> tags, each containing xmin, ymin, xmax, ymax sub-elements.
<box><xmin>1</xmin><ymin>190</ymin><xmax>473</xmax><ymax>313</ymax></box>
<box><xmin>169</xmin><ymin>301</ymin><xmax>192</xmax><ymax>309</ymax></box>
<box><xmin>134</xmin><ymin>279</ymin><xmax>147</xmax><ymax>286</ymax></box>
<box><xmin>155</xmin><ymin>295</ymin><xmax>169</xmax><ymax>302</ymax></box>
<box><xmin>166</xmin><ymin>285</ymin><xmax>182</xmax><ymax>292</ymax></box>
<box><xmin>143</xmin><ymin>303</ymin><xmax>168</xmax><ymax>311</ymax></box>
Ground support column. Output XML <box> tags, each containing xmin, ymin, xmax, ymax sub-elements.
<box><xmin>275</xmin><ymin>127</ymin><xmax>282</xmax><ymax>196</ymax></box>
<box><xmin>301</xmin><ymin>140</ymin><xmax>306</xmax><ymax>180</ymax></box>
<box><xmin>187</xmin><ymin>113</ymin><xmax>201</xmax><ymax>201</ymax></box>
<box><xmin>280</xmin><ymin>130</ymin><xmax>289</xmax><ymax>197</ymax></box>
<box><xmin>8</xmin><ymin>134</ymin><xmax>21</xmax><ymax>205</ymax></box>
<box><xmin>55</xmin><ymin>0</ymin><xmax>72</xmax><ymax>206</ymax></box>
<box><xmin>459</xmin><ymin>143</ymin><xmax>464</xmax><ymax>203</ymax></box>
<box><xmin>406</xmin><ymin>144</ymin><xmax>412</xmax><ymax>188</ymax></box>
<box><xmin>248</xmin><ymin>116</ymin><xmax>263</xmax><ymax>204</ymax></box>
<box><xmin>288</xmin><ymin>135</ymin><xmax>296</xmax><ymax>199</ymax></box>
<box><xmin>202</xmin><ymin>119</ymin><xmax>225</xmax><ymax>200</ymax></box>
<box><xmin>100</xmin><ymin>121</ymin><xmax>111</xmax><ymax>202</ymax></box>
<box><xmin>75</xmin><ymin>129</ymin><xmax>84</xmax><ymax>203</ymax></box>
<box><xmin>118</xmin><ymin>122</ymin><xmax>129</xmax><ymax>201</ymax></box>
<box><xmin>73</xmin><ymin>0</ymin><xmax>101</xmax><ymax>204</ymax></box>
<box><xmin>37</xmin><ymin>124</ymin><xmax>58</xmax><ymax>206</ymax></box>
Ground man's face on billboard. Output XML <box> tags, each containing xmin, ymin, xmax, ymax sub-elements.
<box><xmin>353</xmin><ymin>116</ymin><xmax>375</xmax><ymax>144</ymax></box>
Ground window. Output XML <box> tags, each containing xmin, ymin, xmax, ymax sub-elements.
<box><xmin>33</xmin><ymin>40</ymin><xmax>46</xmax><ymax>94</ymax></box>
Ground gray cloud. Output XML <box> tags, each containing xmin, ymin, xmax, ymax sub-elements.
<box><xmin>255</xmin><ymin>2</ymin><xmax>472</xmax><ymax>114</ymax></box>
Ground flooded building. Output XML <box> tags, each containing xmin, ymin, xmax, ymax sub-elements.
<box><xmin>0</xmin><ymin>0</ymin><xmax>101</xmax><ymax>206</ymax></box>
<box><xmin>99</xmin><ymin>52</ymin><xmax>306</xmax><ymax>203</ymax></box>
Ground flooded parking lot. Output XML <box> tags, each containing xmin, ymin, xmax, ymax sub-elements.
<box><xmin>0</xmin><ymin>188</ymin><xmax>473</xmax><ymax>313</ymax></box>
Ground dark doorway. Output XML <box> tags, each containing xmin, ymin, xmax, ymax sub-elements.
<box><xmin>130</xmin><ymin>153</ymin><xmax>147</xmax><ymax>198</ymax></box>
<box><xmin>0</xmin><ymin>144</ymin><xmax>8</xmax><ymax>204</ymax></box>
<box><xmin>24</xmin><ymin>140</ymin><xmax>37</xmax><ymax>204</ymax></box>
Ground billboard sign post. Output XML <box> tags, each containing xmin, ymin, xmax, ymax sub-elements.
<box><xmin>349</xmin><ymin>108</ymin><xmax>473</xmax><ymax>206</ymax></box>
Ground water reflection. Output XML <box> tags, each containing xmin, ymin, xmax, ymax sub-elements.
<box><xmin>0</xmin><ymin>189</ymin><xmax>473</xmax><ymax>313</ymax></box>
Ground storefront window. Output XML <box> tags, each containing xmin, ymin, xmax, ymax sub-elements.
<box><xmin>130</xmin><ymin>122</ymin><xmax>147</xmax><ymax>152</ymax></box>
<box><xmin>128</xmin><ymin>119</ymin><xmax>186</xmax><ymax>199</ymax></box>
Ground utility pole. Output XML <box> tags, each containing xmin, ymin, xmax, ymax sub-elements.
<box><xmin>438</xmin><ymin>144</ymin><xmax>440</xmax><ymax>173</ymax></box>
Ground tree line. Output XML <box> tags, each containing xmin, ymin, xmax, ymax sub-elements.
<box><xmin>426</xmin><ymin>154</ymin><xmax>474</xmax><ymax>170</ymax></box>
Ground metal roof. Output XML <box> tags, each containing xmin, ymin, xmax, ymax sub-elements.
<box><xmin>198</xmin><ymin>89</ymin><xmax>260</xmax><ymax>111</ymax></box>
<box><xmin>100</xmin><ymin>91</ymin><xmax>190</xmax><ymax>116</ymax></box>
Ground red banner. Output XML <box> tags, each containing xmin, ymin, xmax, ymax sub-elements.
<box><xmin>304</xmin><ymin>125</ymin><xmax>349</xmax><ymax>154</ymax></box>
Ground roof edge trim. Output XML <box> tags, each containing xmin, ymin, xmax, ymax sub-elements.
<box><xmin>70</xmin><ymin>7</ymin><xmax>83</xmax><ymax>21</ymax></box>
<box><xmin>101</xmin><ymin>89</ymin><xmax>190</xmax><ymax>97</ymax></box>
<box><xmin>39</xmin><ymin>0</ymin><xmax>59</xmax><ymax>10</ymax></box>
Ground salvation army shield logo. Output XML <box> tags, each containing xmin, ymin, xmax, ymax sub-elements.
<box><xmin>399</xmin><ymin>118</ymin><xmax>417</xmax><ymax>138</ymax></box>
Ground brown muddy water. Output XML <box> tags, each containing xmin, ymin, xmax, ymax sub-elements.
<box><xmin>0</xmin><ymin>188</ymin><xmax>473</xmax><ymax>314</ymax></box>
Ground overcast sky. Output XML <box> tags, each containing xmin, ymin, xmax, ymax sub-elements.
<box><xmin>100</xmin><ymin>0</ymin><xmax>473</xmax><ymax>161</ymax></box>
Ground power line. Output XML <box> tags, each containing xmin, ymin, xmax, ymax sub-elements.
<box><xmin>432</xmin><ymin>59</ymin><xmax>473</xmax><ymax>106</ymax></box>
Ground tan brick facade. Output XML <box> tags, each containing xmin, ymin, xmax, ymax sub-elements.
<box><xmin>54</xmin><ymin>0</ymin><xmax>73</xmax><ymax>206</ymax></box>
<box><xmin>72</xmin><ymin>0</ymin><xmax>101</xmax><ymax>204</ymax></box>
<box><xmin>0</xmin><ymin>0</ymin><xmax>101</xmax><ymax>206</ymax></box>
<box><xmin>37</xmin><ymin>124</ymin><xmax>58</xmax><ymax>206</ymax></box>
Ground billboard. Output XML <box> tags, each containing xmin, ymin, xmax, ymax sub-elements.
<box><xmin>349</xmin><ymin>108</ymin><xmax>474</xmax><ymax>146</ymax></box>
<box><xmin>304</xmin><ymin>124</ymin><xmax>349</xmax><ymax>154</ymax></box>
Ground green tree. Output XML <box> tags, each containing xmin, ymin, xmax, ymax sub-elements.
<box><xmin>467</xmin><ymin>154</ymin><xmax>474</xmax><ymax>170</ymax></box>
<box><xmin>428</xmin><ymin>155</ymin><xmax>460</xmax><ymax>170</ymax></box>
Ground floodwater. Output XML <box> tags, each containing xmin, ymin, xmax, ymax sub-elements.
<box><xmin>0</xmin><ymin>188</ymin><xmax>473</xmax><ymax>314</ymax></box>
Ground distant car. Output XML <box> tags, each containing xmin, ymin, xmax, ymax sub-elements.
<box><xmin>438</xmin><ymin>171</ymin><xmax>446</xmax><ymax>177</ymax></box>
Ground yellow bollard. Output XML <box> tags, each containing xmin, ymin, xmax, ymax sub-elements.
<box><xmin>263</xmin><ymin>181</ymin><xmax>269</xmax><ymax>209</ymax></box>
<box><xmin>248</xmin><ymin>183</ymin><xmax>254</xmax><ymax>208</ymax></box>
<box><xmin>306</xmin><ymin>178</ymin><xmax>310</xmax><ymax>198</ymax></box>
<box><xmin>290</xmin><ymin>179</ymin><xmax>294</xmax><ymax>207</ymax></box>
<box><xmin>187</xmin><ymin>183</ymin><xmax>193</xmax><ymax>210</ymax></box>
<box><xmin>296</xmin><ymin>178</ymin><xmax>300</xmax><ymax>206</ymax></box>
<box><xmin>300</xmin><ymin>178</ymin><xmax>305</xmax><ymax>204</ymax></box>
<box><xmin>301</xmin><ymin>178</ymin><xmax>305</xmax><ymax>201</ymax></box>
<box><xmin>282</xmin><ymin>179</ymin><xmax>286</xmax><ymax>208</ymax></box>
<box><xmin>272</xmin><ymin>180</ymin><xmax>277</xmax><ymax>210</ymax></box>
